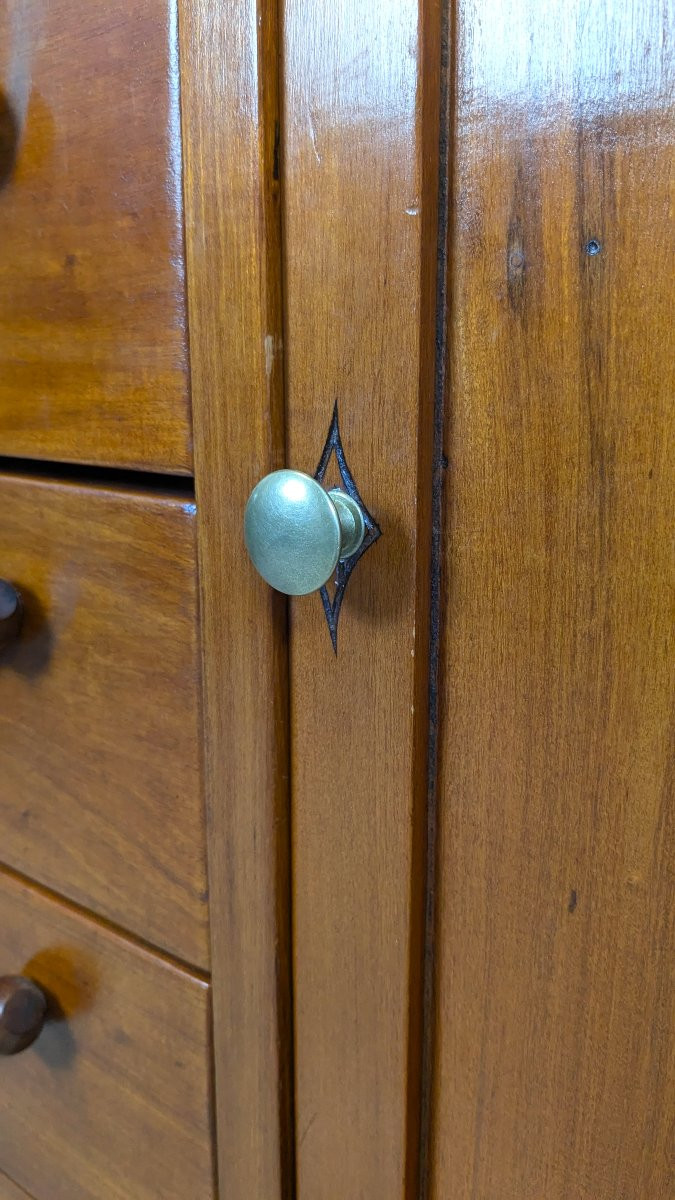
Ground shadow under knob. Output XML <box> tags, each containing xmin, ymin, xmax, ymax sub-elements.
<box><xmin>245</xmin><ymin>470</ymin><xmax>365</xmax><ymax>595</ymax></box>
<box><xmin>0</xmin><ymin>975</ymin><xmax>47</xmax><ymax>1055</ymax></box>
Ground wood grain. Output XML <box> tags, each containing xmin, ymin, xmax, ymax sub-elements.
<box><xmin>0</xmin><ymin>869</ymin><xmax>214</xmax><ymax>1200</ymax></box>
<box><xmin>0</xmin><ymin>0</ymin><xmax>191</xmax><ymax>472</ymax></box>
<box><xmin>0</xmin><ymin>1174</ymin><xmax>34</xmax><ymax>1200</ymax></box>
<box><xmin>430</xmin><ymin>2</ymin><xmax>674</xmax><ymax>1197</ymax></box>
<box><xmin>179</xmin><ymin>2</ymin><xmax>292</xmax><ymax>1197</ymax></box>
<box><xmin>0</xmin><ymin>473</ymin><xmax>208</xmax><ymax>968</ymax></box>
<box><xmin>281</xmin><ymin>1</ymin><xmax>441</xmax><ymax>1194</ymax></box>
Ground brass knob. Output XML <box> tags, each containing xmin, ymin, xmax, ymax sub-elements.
<box><xmin>0</xmin><ymin>580</ymin><xmax>22</xmax><ymax>650</ymax></box>
<box><xmin>244</xmin><ymin>470</ymin><xmax>365</xmax><ymax>595</ymax></box>
<box><xmin>0</xmin><ymin>976</ymin><xmax>47</xmax><ymax>1055</ymax></box>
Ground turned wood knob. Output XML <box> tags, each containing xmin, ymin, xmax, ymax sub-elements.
<box><xmin>0</xmin><ymin>976</ymin><xmax>47</xmax><ymax>1054</ymax></box>
<box><xmin>0</xmin><ymin>580</ymin><xmax>23</xmax><ymax>649</ymax></box>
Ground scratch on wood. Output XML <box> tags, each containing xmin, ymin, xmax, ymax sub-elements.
<box><xmin>308</xmin><ymin>105</ymin><xmax>322</xmax><ymax>164</ymax></box>
<box><xmin>264</xmin><ymin>334</ymin><xmax>275</xmax><ymax>379</ymax></box>
<box><xmin>299</xmin><ymin>1109</ymin><xmax>318</xmax><ymax>1148</ymax></box>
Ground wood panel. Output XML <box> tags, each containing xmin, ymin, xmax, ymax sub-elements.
<box><xmin>281</xmin><ymin>1</ymin><xmax>441</xmax><ymax>1193</ymax></box>
<box><xmin>0</xmin><ymin>474</ymin><xmax>208</xmax><ymax>968</ymax></box>
<box><xmin>430</xmin><ymin>1</ymin><xmax>674</xmax><ymax>1197</ymax></box>
<box><xmin>0</xmin><ymin>869</ymin><xmax>214</xmax><ymax>1200</ymax></box>
<box><xmin>0</xmin><ymin>0</ymin><xmax>191</xmax><ymax>472</ymax></box>
<box><xmin>0</xmin><ymin>1174</ymin><xmax>34</xmax><ymax>1200</ymax></box>
<box><xmin>179</xmin><ymin>2</ymin><xmax>292</xmax><ymax>1198</ymax></box>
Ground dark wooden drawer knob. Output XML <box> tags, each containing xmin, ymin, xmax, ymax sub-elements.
<box><xmin>0</xmin><ymin>976</ymin><xmax>47</xmax><ymax>1054</ymax></box>
<box><xmin>0</xmin><ymin>580</ymin><xmax>23</xmax><ymax>649</ymax></box>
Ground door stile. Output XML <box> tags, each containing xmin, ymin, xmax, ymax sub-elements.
<box><xmin>180</xmin><ymin>2</ymin><xmax>294</xmax><ymax>1198</ymax></box>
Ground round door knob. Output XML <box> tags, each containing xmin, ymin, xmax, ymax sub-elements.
<box><xmin>0</xmin><ymin>580</ymin><xmax>23</xmax><ymax>650</ymax></box>
<box><xmin>0</xmin><ymin>976</ymin><xmax>47</xmax><ymax>1055</ymax></box>
<box><xmin>245</xmin><ymin>470</ymin><xmax>366</xmax><ymax>595</ymax></box>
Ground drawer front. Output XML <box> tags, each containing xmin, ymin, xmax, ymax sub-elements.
<box><xmin>0</xmin><ymin>1175</ymin><xmax>33</xmax><ymax>1200</ymax></box>
<box><xmin>0</xmin><ymin>0</ymin><xmax>191</xmax><ymax>472</ymax></box>
<box><xmin>0</xmin><ymin>474</ymin><xmax>208</xmax><ymax>968</ymax></box>
<box><xmin>0</xmin><ymin>871</ymin><xmax>214</xmax><ymax>1200</ymax></box>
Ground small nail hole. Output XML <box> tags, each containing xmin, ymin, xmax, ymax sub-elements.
<box><xmin>585</xmin><ymin>239</ymin><xmax>601</xmax><ymax>256</ymax></box>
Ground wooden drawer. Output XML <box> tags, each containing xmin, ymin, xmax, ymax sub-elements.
<box><xmin>0</xmin><ymin>0</ymin><xmax>191</xmax><ymax>471</ymax></box>
<box><xmin>0</xmin><ymin>473</ymin><xmax>208</xmax><ymax>968</ymax></box>
<box><xmin>0</xmin><ymin>1174</ymin><xmax>33</xmax><ymax>1200</ymax></box>
<box><xmin>0</xmin><ymin>870</ymin><xmax>214</xmax><ymax>1200</ymax></box>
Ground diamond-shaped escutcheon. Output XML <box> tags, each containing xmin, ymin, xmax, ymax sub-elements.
<box><xmin>314</xmin><ymin>403</ymin><xmax>381</xmax><ymax>653</ymax></box>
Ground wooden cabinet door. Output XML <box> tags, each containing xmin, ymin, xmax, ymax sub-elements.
<box><xmin>271</xmin><ymin>0</ymin><xmax>673</xmax><ymax>1197</ymax></box>
<box><xmin>428</xmin><ymin>2</ymin><xmax>674</xmax><ymax>1197</ymax></box>
<box><xmin>182</xmin><ymin>1</ymin><xmax>671</xmax><ymax>1197</ymax></box>
<box><xmin>279</xmin><ymin>3</ymin><xmax>440</xmax><ymax>1195</ymax></box>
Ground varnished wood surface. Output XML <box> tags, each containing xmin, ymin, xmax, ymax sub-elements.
<box><xmin>0</xmin><ymin>474</ymin><xmax>208</xmax><ymax>968</ymax></box>
<box><xmin>179</xmin><ymin>2</ymin><xmax>292</xmax><ymax>1197</ymax></box>
<box><xmin>282</xmin><ymin>1</ymin><xmax>441</xmax><ymax>1193</ymax></box>
<box><xmin>0</xmin><ymin>1174</ymin><xmax>34</xmax><ymax>1200</ymax></box>
<box><xmin>0</xmin><ymin>869</ymin><xmax>214</xmax><ymax>1200</ymax></box>
<box><xmin>430</xmin><ymin>2</ymin><xmax>674</xmax><ymax>1197</ymax></box>
<box><xmin>0</xmin><ymin>0</ymin><xmax>191</xmax><ymax>472</ymax></box>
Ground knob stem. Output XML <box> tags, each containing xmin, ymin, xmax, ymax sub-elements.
<box><xmin>330</xmin><ymin>490</ymin><xmax>366</xmax><ymax>561</ymax></box>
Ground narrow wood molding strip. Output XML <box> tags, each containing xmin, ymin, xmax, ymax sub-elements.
<box><xmin>179</xmin><ymin>1</ymin><xmax>293</xmax><ymax>1197</ymax></box>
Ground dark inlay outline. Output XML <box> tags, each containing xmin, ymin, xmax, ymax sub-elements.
<box><xmin>314</xmin><ymin>402</ymin><xmax>381</xmax><ymax>653</ymax></box>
